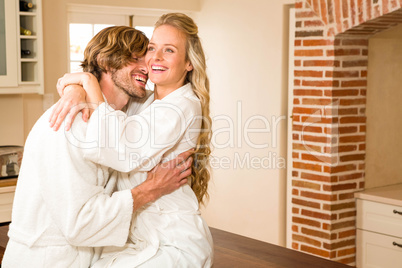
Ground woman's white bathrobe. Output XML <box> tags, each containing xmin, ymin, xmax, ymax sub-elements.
<box><xmin>3</xmin><ymin>106</ymin><xmax>134</xmax><ymax>268</ymax></box>
<box><xmin>86</xmin><ymin>83</ymin><xmax>214</xmax><ymax>267</ymax></box>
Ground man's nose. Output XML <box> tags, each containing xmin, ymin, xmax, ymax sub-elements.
<box><xmin>138</xmin><ymin>59</ymin><xmax>148</xmax><ymax>74</ymax></box>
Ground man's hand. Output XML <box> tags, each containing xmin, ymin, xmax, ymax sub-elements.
<box><xmin>131</xmin><ymin>150</ymin><xmax>194</xmax><ymax>212</ymax></box>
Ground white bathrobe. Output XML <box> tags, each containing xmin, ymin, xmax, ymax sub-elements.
<box><xmin>85</xmin><ymin>83</ymin><xmax>214</xmax><ymax>267</ymax></box>
<box><xmin>3</xmin><ymin>106</ymin><xmax>134</xmax><ymax>268</ymax></box>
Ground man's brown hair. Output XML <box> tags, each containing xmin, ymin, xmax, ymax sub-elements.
<box><xmin>81</xmin><ymin>26</ymin><xmax>149</xmax><ymax>81</ymax></box>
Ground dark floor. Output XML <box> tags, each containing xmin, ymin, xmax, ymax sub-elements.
<box><xmin>0</xmin><ymin>224</ymin><xmax>351</xmax><ymax>267</ymax></box>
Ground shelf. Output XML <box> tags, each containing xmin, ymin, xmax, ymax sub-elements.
<box><xmin>19</xmin><ymin>35</ymin><xmax>37</xmax><ymax>39</ymax></box>
<box><xmin>19</xmin><ymin>11</ymin><xmax>36</xmax><ymax>16</ymax></box>
<box><xmin>20</xmin><ymin>58</ymin><xmax>37</xmax><ymax>63</ymax></box>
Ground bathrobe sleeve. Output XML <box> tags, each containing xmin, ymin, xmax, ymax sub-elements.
<box><xmin>39</xmin><ymin>118</ymin><xmax>133</xmax><ymax>247</ymax></box>
<box><xmin>84</xmin><ymin>97</ymin><xmax>200</xmax><ymax>173</ymax></box>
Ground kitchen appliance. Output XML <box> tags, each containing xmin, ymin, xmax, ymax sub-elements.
<box><xmin>0</xmin><ymin>146</ymin><xmax>24</xmax><ymax>178</ymax></box>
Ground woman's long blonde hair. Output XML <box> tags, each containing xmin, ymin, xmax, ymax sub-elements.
<box><xmin>155</xmin><ymin>13</ymin><xmax>212</xmax><ymax>205</ymax></box>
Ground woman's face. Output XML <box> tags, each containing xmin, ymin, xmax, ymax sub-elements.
<box><xmin>145</xmin><ymin>24</ymin><xmax>193</xmax><ymax>90</ymax></box>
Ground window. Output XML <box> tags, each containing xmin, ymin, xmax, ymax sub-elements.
<box><xmin>67</xmin><ymin>10</ymin><xmax>128</xmax><ymax>72</ymax></box>
<box><xmin>69</xmin><ymin>23</ymin><xmax>114</xmax><ymax>72</ymax></box>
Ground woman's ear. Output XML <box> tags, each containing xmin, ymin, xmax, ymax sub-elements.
<box><xmin>186</xmin><ymin>61</ymin><xmax>193</xmax><ymax>72</ymax></box>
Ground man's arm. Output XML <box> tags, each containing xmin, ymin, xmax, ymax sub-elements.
<box><xmin>131</xmin><ymin>150</ymin><xmax>193</xmax><ymax>212</ymax></box>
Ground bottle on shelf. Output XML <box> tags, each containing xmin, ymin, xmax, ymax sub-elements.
<box><xmin>20</xmin><ymin>26</ymin><xmax>32</xmax><ymax>36</ymax></box>
<box><xmin>21</xmin><ymin>49</ymin><xmax>32</xmax><ymax>56</ymax></box>
<box><xmin>20</xmin><ymin>1</ymin><xmax>34</xmax><ymax>12</ymax></box>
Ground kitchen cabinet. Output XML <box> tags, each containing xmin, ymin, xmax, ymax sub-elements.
<box><xmin>0</xmin><ymin>0</ymin><xmax>44</xmax><ymax>94</ymax></box>
<box><xmin>0</xmin><ymin>178</ymin><xmax>16</xmax><ymax>223</ymax></box>
<box><xmin>355</xmin><ymin>184</ymin><xmax>402</xmax><ymax>268</ymax></box>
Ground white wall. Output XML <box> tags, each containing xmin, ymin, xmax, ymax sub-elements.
<box><xmin>366</xmin><ymin>24</ymin><xmax>402</xmax><ymax>189</ymax></box>
<box><xmin>197</xmin><ymin>0</ymin><xmax>294</xmax><ymax>245</ymax></box>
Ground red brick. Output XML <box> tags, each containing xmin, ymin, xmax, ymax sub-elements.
<box><xmin>293</xmin><ymin>107</ymin><xmax>322</xmax><ymax>115</ymax></box>
<box><xmin>301</xmin><ymin>209</ymin><xmax>336</xmax><ymax>220</ymax></box>
<box><xmin>338</xmin><ymin>108</ymin><xmax>358</xmax><ymax>115</ymax></box>
<box><xmin>292</xmin><ymin>224</ymin><xmax>299</xmax><ymax>232</ymax></box>
<box><xmin>293</xmin><ymin>180</ymin><xmax>321</xmax><ymax>190</ymax></box>
<box><xmin>340</xmin><ymin>98</ymin><xmax>366</xmax><ymax>105</ymax></box>
<box><xmin>293</xmin><ymin>124</ymin><xmax>322</xmax><ymax>133</ymax></box>
<box><xmin>339</xmin><ymin>135</ymin><xmax>365</xmax><ymax>143</ymax></box>
<box><xmin>324</xmin><ymin>239</ymin><xmax>354</xmax><ymax>250</ymax></box>
<box><xmin>294</xmin><ymin>79</ymin><xmax>301</xmax><ymax>86</ymax></box>
<box><xmin>338</xmin><ymin>172</ymin><xmax>363</xmax><ymax>181</ymax></box>
<box><xmin>293</xmin><ymin>234</ymin><xmax>321</xmax><ymax>247</ymax></box>
<box><xmin>341</xmin><ymin>80</ymin><xmax>367</xmax><ymax>87</ymax></box>
<box><xmin>292</xmin><ymin>198</ymin><xmax>321</xmax><ymax>209</ymax></box>
<box><xmin>302</xmin><ymin>98</ymin><xmax>332</xmax><ymax>105</ymax></box>
<box><xmin>293</xmin><ymin>216</ymin><xmax>321</xmax><ymax>228</ymax></box>
<box><xmin>359</xmin><ymin>125</ymin><xmax>366</xmax><ymax>132</ymax></box>
<box><xmin>339</xmin><ymin>229</ymin><xmax>356</xmax><ymax>239</ymax></box>
<box><xmin>339</xmin><ymin>192</ymin><xmax>355</xmax><ymax>200</ymax></box>
<box><xmin>295</xmin><ymin>30</ymin><xmax>324</xmax><ymax>38</ymax></box>
<box><xmin>301</xmin><ymin>190</ymin><xmax>336</xmax><ymax>201</ymax></box>
<box><xmin>301</xmin><ymin>227</ymin><xmax>331</xmax><ymax>240</ymax></box>
<box><xmin>339</xmin><ymin>126</ymin><xmax>358</xmax><ymax>134</ymax></box>
<box><xmin>323</xmin><ymin>182</ymin><xmax>357</xmax><ymax>192</ymax></box>
<box><xmin>328</xmin><ymin>202</ymin><xmax>356</xmax><ymax>211</ymax></box>
<box><xmin>331</xmin><ymin>220</ymin><xmax>355</xmax><ymax>230</ymax></box>
<box><xmin>327</xmin><ymin>49</ymin><xmax>361</xmax><ymax>56</ymax></box>
<box><xmin>324</xmin><ymin>89</ymin><xmax>359</xmax><ymax>97</ymax></box>
<box><xmin>303</xmin><ymin>39</ymin><xmax>334</xmax><ymax>46</ymax></box>
<box><xmin>340</xmin><ymin>153</ymin><xmax>365</xmax><ymax>162</ymax></box>
<box><xmin>359</xmin><ymin>143</ymin><xmax>366</xmax><ymax>151</ymax></box>
<box><xmin>340</xmin><ymin>116</ymin><xmax>366</xmax><ymax>124</ymax></box>
<box><xmin>293</xmin><ymin>152</ymin><xmax>300</xmax><ymax>159</ymax></box>
<box><xmin>343</xmin><ymin>60</ymin><xmax>368</xmax><ymax>67</ymax></box>
<box><xmin>295</xmin><ymin>39</ymin><xmax>302</xmax><ymax>46</ymax></box>
<box><xmin>293</xmin><ymin>143</ymin><xmax>322</xmax><ymax>153</ymax></box>
<box><xmin>292</xmin><ymin>207</ymin><xmax>300</xmax><ymax>214</ymax></box>
<box><xmin>294</xmin><ymin>89</ymin><xmax>323</xmax><ymax>96</ymax></box>
<box><xmin>302</xmin><ymin>80</ymin><xmax>339</xmax><ymax>87</ymax></box>
<box><xmin>339</xmin><ymin>210</ymin><xmax>356</xmax><ymax>219</ymax></box>
<box><xmin>294</xmin><ymin>60</ymin><xmax>301</xmax><ymax>67</ymax></box>
<box><xmin>324</xmin><ymin>164</ymin><xmax>356</xmax><ymax>174</ymax></box>
<box><xmin>300</xmin><ymin>245</ymin><xmax>330</xmax><ymax>258</ymax></box>
<box><xmin>302</xmin><ymin>134</ymin><xmax>332</xmax><ymax>143</ymax></box>
<box><xmin>292</xmin><ymin>170</ymin><xmax>299</xmax><ymax>177</ymax></box>
<box><xmin>339</xmin><ymin>256</ymin><xmax>355</xmax><ymax>265</ymax></box>
<box><xmin>295</xmin><ymin>49</ymin><xmax>324</xmax><ymax>57</ymax></box>
<box><xmin>294</xmin><ymin>70</ymin><xmax>323</xmax><ymax>77</ymax></box>
<box><xmin>304</xmin><ymin>60</ymin><xmax>340</xmax><ymax>67</ymax></box>
<box><xmin>292</xmin><ymin>188</ymin><xmax>299</xmax><ymax>196</ymax></box>
<box><xmin>304</xmin><ymin>20</ymin><xmax>326</xmax><ymax>27</ymax></box>
<box><xmin>320</xmin><ymin>0</ymin><xmax>328</xmax><ymax>24</ymax></box>
<box><xmin>292</xmin><ymin>242</ymin><xmax>299</xmax><ymax>250</ymax></box>
<box><xmin>301</xmin><ymin>172</ymin><xmax>334</xmax><ymax>183</ymax></box>
<box><xmin>301</xmin><ymin>153</ymin><xmax>334</xmax><ymax>164</ymax></box>
<box><xmin>301</xmin><ymin>116</ymin><xmax>337</xmax><ymax>124</ymax></box>
<box><xmin>342</xmin><ymin>39</ymin><xmax>368</xmax><ymax>46</ymax></box>
<box><xmin>294</xmin><ymin>161</ymin><xmax>322</xmax><ymax>172</ymax></box>
<box><xmin>325</xmin><ymin>70</ymin><xmax>359</xmax><ymax>78</ymax></box>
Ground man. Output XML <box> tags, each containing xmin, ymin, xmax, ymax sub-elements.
<box><xmin>3</xmin><ymin>26</ymin><xmax>191</xmax><ymax>267</ymax></box>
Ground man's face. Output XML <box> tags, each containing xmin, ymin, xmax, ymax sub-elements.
<box><xmin>110</xmin><ymin>54</ymin><xmax>148</xmax><ymax>99</ymax></box>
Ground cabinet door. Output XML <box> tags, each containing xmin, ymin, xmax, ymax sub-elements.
<box><xmin>0</xmin><ymin>0</ymin><xmax>17</xmax><ymax>87</ymax></box>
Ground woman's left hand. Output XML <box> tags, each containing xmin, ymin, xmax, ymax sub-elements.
<box><xmin>49</xmin><ymin>85</ymin><xmax>90</xmax><ymax>131</ymax></box>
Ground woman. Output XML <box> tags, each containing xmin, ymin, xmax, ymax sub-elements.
<box><xmin>54</xmin><ymin>13</ymin><xmax>213</xmax><ymax>267</ymax></box>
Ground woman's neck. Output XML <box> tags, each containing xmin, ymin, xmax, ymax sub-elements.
<box><xmin>154</xmin><ymin>83</ymin><xmax>185</xmax><ymax>100</ymax></box>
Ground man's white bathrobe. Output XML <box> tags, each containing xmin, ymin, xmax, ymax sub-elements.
<box><xmin>86</xmin><ymin>83</ymin><xmax>214</xmax><ymax>267</ymax></box>
<box><xmin>2</xmin><ymin>106</ymin><xmax>134</xmax><ymax>267</ymax></box>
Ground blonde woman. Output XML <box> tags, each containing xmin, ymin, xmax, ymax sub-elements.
<box><xmin>54</xmin><ymin>13</ymin><xmax>213</xmax><ymax>267</ymax></box>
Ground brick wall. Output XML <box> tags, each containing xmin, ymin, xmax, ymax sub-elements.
<box><xmin>292</xmin><ymin>0</ymin><xmax>402</xmax><ymax>265</ymax></box>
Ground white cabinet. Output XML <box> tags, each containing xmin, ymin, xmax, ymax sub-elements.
<box><xmin>0</xmin><ymin>0</ymin><xmax>44</xmax><ymax>94</ymax></box>
<box><xmin>355</xmin><ymin>184</ymin><xmax>402</xmax><ymax>268</ymax></box>
<box><xmin>0</xmin><ymin>0</ymin><xmax>18</xmax><ymax>87</ymax></box>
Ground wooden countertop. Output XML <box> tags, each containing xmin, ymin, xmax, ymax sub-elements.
<box><xmin>210</xmin><ymin>228</ymin><xmax>351</xmax><ymax>268</ymax></box>
<box><xmin>354</xmin><ymin>183</ymin><xmax>402</xmax><ymax>207</ymax></box>
<box><xmin>0</xmin><ymin>224</ymin><xmax>351</xmax><ymax>267</ymax></box>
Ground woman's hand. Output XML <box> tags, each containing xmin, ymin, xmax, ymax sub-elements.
<box><xmin>49</xmin><ymin>85</ymin><xmax>89</xmax><ymax>131</ymax></box>
<box><xmin>50</xmin><ymin>72</ymin><xmax>105</xmax><ymax>131</ymax></box>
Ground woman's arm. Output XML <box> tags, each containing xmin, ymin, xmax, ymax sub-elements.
<box><xmin>49</xmin><ymin>72</ymin><xmax>104</xmax><ymax>131</ymax></box>
<box><xmin>85</xmin><ymin>97</ymin><xmax>201</xmax><ymax>173</ymax></box>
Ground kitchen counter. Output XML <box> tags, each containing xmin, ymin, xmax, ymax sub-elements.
<box><xmin>354</xmin><ymin>183</ymin><xmax>402</xmax><ymax>206</ymax></box>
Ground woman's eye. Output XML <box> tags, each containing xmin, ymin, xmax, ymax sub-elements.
<box><xmin>166</xmin><ymin>48</ymin><xmax>174</xmax><ymax>53</ymax></box>
<box><xmin>148</xmin><ymin>47</ymin><xmax>155</xmax><ymax>52</ymax></box>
